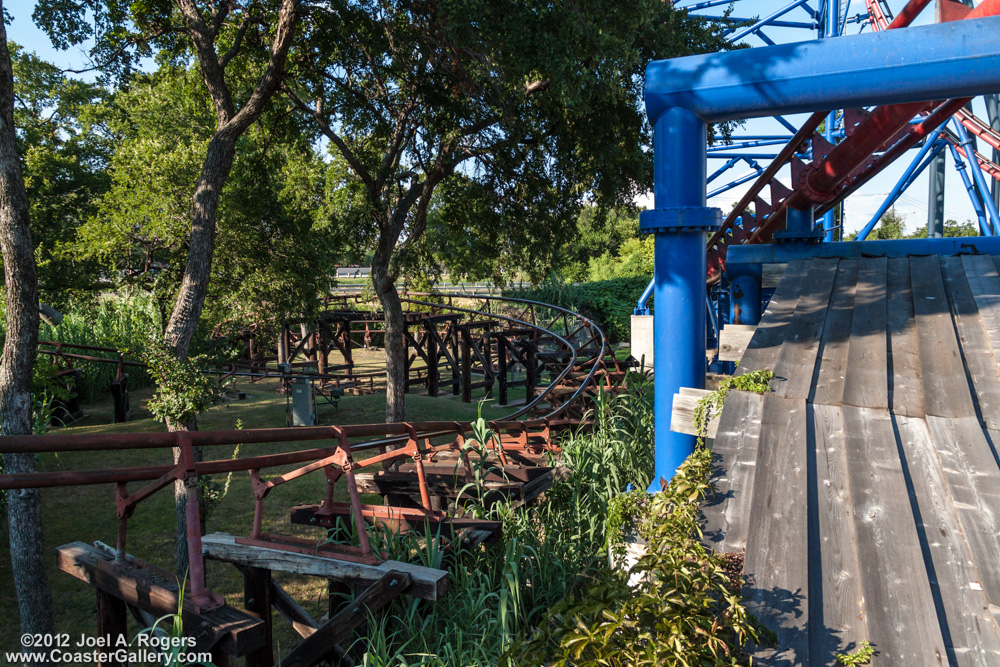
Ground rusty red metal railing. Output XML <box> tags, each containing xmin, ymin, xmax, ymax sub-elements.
<box><xmin>0</xmin><ymin>416</ymin><xmax>583</xmax><ymax>612</ymax></box>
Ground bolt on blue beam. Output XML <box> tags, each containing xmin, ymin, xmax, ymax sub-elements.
<box><xmin>946</xmin><ymin>141</ymin><xmax>991</xmax><ymax>235</ymax></box>
<box><xmin>646</xmin><ymin>16</ymin><xmax>1000</xmax><ymax>123</ymax></box>
<box><xmin>952</xmin><ymin>119</ymin><xmax>1000</xmax><ymax>236</ymax></box>
<box><xmin>857</xmin><ymin>131</ymin><xmax>947</xmax><ymax>241</ymax></box>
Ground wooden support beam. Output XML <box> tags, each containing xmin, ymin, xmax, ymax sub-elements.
<box><xmin>96</xmin><ymin>589</ymin><xmax>127</xmax><ymax>667</ymax></box>
<box><xmin>719</xmin><ymin>324</ymin><xmax>756</xmax><ymax>362</ymax></box>
<box><xmin>243</xmin><ymin>567</ymin><xmax>274</xmax><ymax>667</ymax></box>
<box><xmin>280</xmin><ymin>571</ymin><xmax>410</xmax><ymax>667</ymax></box>
<box><xmin>202</xmin><ymin>533</ymin><xmax>448</xmax><ymax>601</ymax></box>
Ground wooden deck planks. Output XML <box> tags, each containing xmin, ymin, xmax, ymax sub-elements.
<box><xmin>940</xmin><ymin>257</ymin><xmax>1000</xmax><ymax>430</ymax></box>
<box><xmin>739</xmin><ymin>260</ymin><xmax>811</xmax><ymax>375</ymax></box>
<box><xmin>927</xmin><ymin>417</ymin><xmax>1000</xmax><ymax>611</ymax></box>
<box><xmin>811</xmin><ymin>260</ymin><xmax>859</xmax><ymax>406</ymax></box>
<box><xmin>911</xmin><ymin>256</ymin><xmax>976</xmax><ymax>419</ymax></box>
<box><xmin>770</xmin><ymin>258</ymin><xmax>840</xmax><ymax>400</ymax></box>
<box><xmin>743</xmin><ymin>394</ymin><xmax>810</xmax><ymax>664</ymax></box>
<box><xmin>894</xmin><ymin>414</ymin><xmax>1000</xmax><ymax>666</ymax></box>
<box><xmin>886</xmin><ymin>257</ymin><xmax>925</xmax><ymax>418</ymax></box>
<box><xmin>841</xmin><ymin>406</ymin><xmax>948</xmax><ymax>665</ymax></box>
<box><xmin>809</xmin><ymin>403</ymin><xmax>868</xmax><ymax>664</ymax></box>
<box><xmin>843</xmin><ymin>258</ymin><xmax>889</xmax><ymax>410</ymax></box>
<box><xmin>701</xmin><ymin>389</ymin><xmax>764</xmax><ymax>553</ymax></box>
<box><xmin>963</xmin><ymin>255</ymin><xmax>1000</xmax><ymax>363</ymax></box>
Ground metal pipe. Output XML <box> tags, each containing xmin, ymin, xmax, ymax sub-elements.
<box><xmin>947</xmin><ymin>141</ymin><xmax>991</xmax><ymax>235</ymax></box>
<box><xmin>635</xmin><ymin>278</ymin><xmax>655</xmax><ymax>316</ymax></box>
<box><xmin>953</xmin><ymin>119</ymin><xmax>1000</xmax><ymax>235</ymax></box>
<box><xmin>857</xmin><ymin>132</ymin><xmax>946</xmax><ymax>240</ymax></box>
<box><xmin>707</xmin><ymin>169</ymin><xmax>765</xmax><ymax>198</ymax></box>
<box><xmin>645</xmin><ymin>16</ymin><xmax>1000</xmax><ymax>123</ymax></box>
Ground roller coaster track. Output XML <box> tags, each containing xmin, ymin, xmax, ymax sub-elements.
<box><xmin>705</xmin><ymin>0</ymin><xmax>1000</xmax><ymax>283</ymax></box>
<box><xmin>5</xmin><ymin>294</ymin><xmax>623</xmax><ymax>618</ymax></box>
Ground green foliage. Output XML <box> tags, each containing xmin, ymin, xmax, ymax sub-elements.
<box><xmin>507</xmin><ymin>448</ymin><xmax>761</xmax><ymax>667</ymax></box>
<box><xmin>836</xmin><ymin>640</ymin><xmax>875</xmax><ymax>665</ymax></box>
<box><xmin>8</xmin><ymin>42</ymin><xmax>112</xmax><ymax>306</ymax></box>
<box><xmin>141</xmin><ymin>336</ymin><xmax>219</xmax><ymax>425</ymax></box>
<box><xmin>33</xmin><ymin>293</ymin><xmax>160</xmax><ymax>402</ymax></box>
<box><xmin>508</xmin><ymin>276</ymin><xmax>652</xmax><ymax>343</ymax></box>
<box><xmin>907</xmin><ymin>219</ymin><xmax>980</xmax><ymax>239</ymax></box>
<box><xmin>847</xmin><ymin>208</ymin><xmax>981</xmax><ymax>241</ymax></box>
<box><xmin>329</xmin><ymin>374</ymin><xmax>655</xmax><ymax>665</ymax></box>
<box><xmin>694</xmin><ymin>370</ymin><xmax>775</xmax><ymax>447</ymax></box>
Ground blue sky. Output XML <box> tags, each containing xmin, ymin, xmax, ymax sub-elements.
<box><xmin>8</xmin><ymin>0</ymin><xmax>994</xmax><ymax>236</ymax></box>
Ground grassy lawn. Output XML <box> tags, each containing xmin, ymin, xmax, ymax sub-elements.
<box><xmin>0</xmin><ymin>377</ymin><xmax>520</xmax><ymax>660</ymax></box>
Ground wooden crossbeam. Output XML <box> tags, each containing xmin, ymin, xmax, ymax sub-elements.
<box><xmin>669</xmin><ymin>388</ymin><xmax>719</xmax><ymax>439</ymax></box>
<box><xmin>719</xmin><ymin>324</ymin><xmax>756</xmax><ymax>362</ymax></box>
<box><xmin>280</xmin><ymin>571</ymin><xmax>410</xmax><ymax>667</ymax></box>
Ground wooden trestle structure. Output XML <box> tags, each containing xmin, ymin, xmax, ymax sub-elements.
<box><xmin>2</xmin><ymin>296</ymin><xmax>626</xmax><ymax>666</ymax></box>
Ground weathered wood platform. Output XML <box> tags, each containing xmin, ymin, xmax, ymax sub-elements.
<box><xmin>703</xmin><ymin>255</ymin><xmax>1000</xmax><ymax>666</ymax></box>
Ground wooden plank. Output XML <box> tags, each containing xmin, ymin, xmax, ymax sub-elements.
<box><xmin>763</xmin><ymin>262</ymin><xmax>786</xmax><ymax>289</ymax></box>
<box><xmin>669</xmin><ymin>390</ymin><xmax>718</xmax><ymax>439</ymax></box>
<box><xmin>701</xmin><ymin>389</ymin><xmax>764</xmax><ymax>553</ymax></box>
<box><xmin>738</xmin><ymin>260</ymin><xmax>811</xmax><ymax>374</ymax></box>
<box><xmin>843</xmin><ymin>257</ymin><xmax>889</xmax><ymax>410</ymax></box>
<box><xmin>894</xmin><ymin>415</ymin><xmax>1000</xmax><ymax>666</ymax></box>
<box><xmin>841</xmin><ymin>406</ymin><xmax>947</xmax><ymax>664</ymax></box>
<box><xmin>742</xmin><ymin>394</ymin><xmax>810</xmax><ymax>664</ymax></box>
<box><xmin>57</xmin><ymin>542</ymin><xmax>265</xmax><ymax>656</ymax></box>
<box><xmin>886</xmin><ymin>258</ymin><xmax>925</xmax><ymax>418</ymax></box>
<box><xmin>928</xmin><ymin>418</ymin><xmax>1000</xmax><ymax>610</ymax></box>
<box><xmin>911</xmin><ymin>256</ymin><xmax>976</xmax><ymax>418</ymax></box>
<box><xmin>202</xmin><ymin>533</ymin><xmax>448</xmax><ymax>601</ymax></box>
<box><xmin>810</xmin><ymin>259</ymin><xmax>860</xmax><ymax>406</ymax></box>
<box><xmin>963</xmin><ymin>254</ymin><xmax>1000</xmax><ymax>361</ymax></box>
<box><xmin>280</xmin><ymin>571</ymin><xmax>410</xmax><ymax>667</ymax></box>
<box><xmin>810</xmin><ymin>404</ymin><xmax>868</xmax><ymax>662</ymax></box>
<box><xmin>941</xmin><ymin>257</ymin><xmax>1000</xmax><ymax>430</ymax></box>
<box><xmin>719</xmin><ymin>324</ymin><xmax>756</xmax><ymax>362</ymax></box>
<box><xmin>771</xmin><ymin>257</ymin><xmax>840</xmax><ymax>400</ymax></box>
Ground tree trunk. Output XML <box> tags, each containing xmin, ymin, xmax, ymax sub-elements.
<box><xmin>371</xmin><ymin>252</ymin><xmax>406</xmax><ymax>423</ymax></box>
<box><xmin>0</xmin><ymin>27</ymin><xmax>56</xmax><ymax>663</ymax></box>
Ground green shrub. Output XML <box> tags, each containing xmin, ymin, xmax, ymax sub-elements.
<box><xmin>506</xmin><ymin>276</ymin><xmax>651</xmax><ymax>343</ymax></box>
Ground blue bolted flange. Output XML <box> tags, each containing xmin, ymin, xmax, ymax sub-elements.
<box><xmin>639</xmin><ymin>207</ymin><xmax>723</xmax><ymax>234</ymax></box>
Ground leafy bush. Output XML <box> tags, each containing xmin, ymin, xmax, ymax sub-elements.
<box><xmin>506</xmin><ymin>276</ymin><xmax>651</xmax><ymax>343</ymax></box>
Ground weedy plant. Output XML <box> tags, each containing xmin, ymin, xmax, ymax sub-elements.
<box><xmin>503</xmin><ymin>369</ymin><xmax>776</xmax><ymax>666</ymax></box>
<box><xmin>133</xmin><ymin>576</ymin><xmax>214</xmax><ymax>666</ymax></box>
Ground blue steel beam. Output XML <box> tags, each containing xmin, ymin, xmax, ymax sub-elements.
<box><xmin>727</xmin><ymin>236</ymin><xmax>1000</xmax><ymax>265</ymax></box>
<box><xmin>856</xmin><ymin>132</ymin><xmax>949</xmax><ymax>241</ymax></box>
<box><xmin>947</xmin><ymin>142</ymin><xmax>991</xmax><ymax>235</ymax></box>
<box><xmin>644</xmin><ymin>14</ymin><xmax>1000</xmax><ymax>485</ymax></box>
<box><xmin>952</xmin><ymin>119</ymin><xmax>1000</xmax><ymax>236</ymax></box>
<box><xmin>646</xmin><ymin>16</ymin><xmax>1000</xmax><ymax>123</ymax></box>
<box><xmin>708</xmin><ymin>170</ymin><xmax>765</xmax><ymax>198</ymax></box>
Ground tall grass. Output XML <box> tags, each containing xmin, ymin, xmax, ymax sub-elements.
<box><xmin>36</xmin><ymin>293</ymin><xmax>161</xmax><ymax>402</ymax></box>
<box><xmin>350</xmin><ymin>373</ymin><xmax>654</xmax><ymax>665</ymax></box>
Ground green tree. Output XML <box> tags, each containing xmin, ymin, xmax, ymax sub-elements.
<box><xmin>35</xmin><ymin>0</ymin><xmax>302</xmax><ymax>574</ymax></box>
<box><xmin>1</xmin><ymin>24</ymin><xmax>55</xmax><ymax>662</ymax></box>
<box><xmin>9</xmin><ymin>43</ymin><xmax>112</xmax><ymax>307</ymax></box>
<box><xmin>286</xmin><ymin>0</ymin><xmax>727</xmax><ymax>421</ymax></box>
<box><xmin>908</xmin><ymin>218</ymin><xmax>980</xmax><ymax>238</ymax></box>
<box><xmin>848</xmin><ymin>208</ymin><xmax>906</xmax><ymax>241</ymax></box>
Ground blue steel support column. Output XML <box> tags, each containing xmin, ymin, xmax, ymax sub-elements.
<box><xmin>641</xmin><ymin>108</ymin><xmax>721</xmax><ymax>491</ymax></box>
<box><xmin>822</xmin><ymin>0</ymin><xmax>839</xmax><ymax>241</ymax></box>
